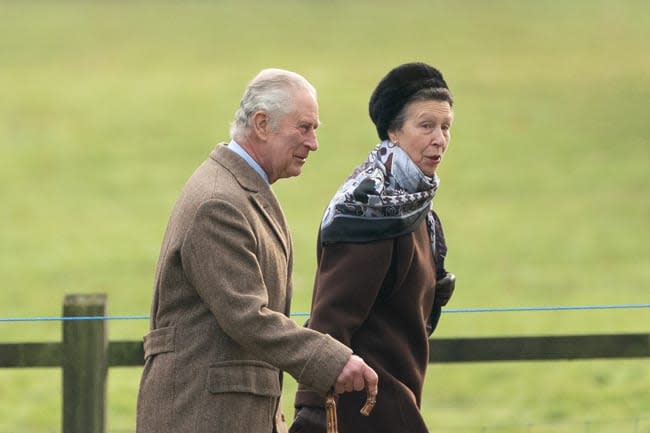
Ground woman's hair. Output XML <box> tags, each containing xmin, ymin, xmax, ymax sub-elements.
<box><xmin>230</xmin><ymin>68</ymin><xmax>317</xmax><ymax>140</ymax></box>
<box><xmin>388</xmin><ymin>87</ymin><xmax>453</xmax><ymax>134</ymax></box>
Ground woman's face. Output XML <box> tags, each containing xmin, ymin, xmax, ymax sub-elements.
<box><xmin>388</xmin><ymin>99</ymin><xmax>453</xmax><ymax>177</ymax></box>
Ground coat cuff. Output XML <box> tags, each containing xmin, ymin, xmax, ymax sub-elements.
<box><xmin>297</xmin><ymin>334</ymin><xmax>352</xmax><ymax>396</ymax></box>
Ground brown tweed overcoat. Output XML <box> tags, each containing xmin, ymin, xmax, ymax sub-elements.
<box><xmin>136</xmin><ymin>144</ymin><xmax>352</xmax><ymax>433</ymax></box>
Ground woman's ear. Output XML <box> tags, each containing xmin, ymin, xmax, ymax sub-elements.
<box><xmin>388</xmin><ymin>130</ymin><xmax>399</xmax><ymax>144</ymax></box>
<box><xmin>252</xmin><ymin>111</ymin><xmax>269</xmax><ymax>140</ymax></box>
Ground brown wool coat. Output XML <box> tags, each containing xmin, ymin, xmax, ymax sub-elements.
<box><xmin>295</xmin><ymin>220</ymin><xmax>437</xmax><ymax>433</ymax></box>
<box><xmin>136</xmin><ymin>144</ymin><xmax>352</xmax><ymax>433</ymax></box>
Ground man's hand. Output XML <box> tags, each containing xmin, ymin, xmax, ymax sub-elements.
<box><xmin>334</xmin><ymin>354</ymin><xmax>378</xmax><ymax>397</ymax></box>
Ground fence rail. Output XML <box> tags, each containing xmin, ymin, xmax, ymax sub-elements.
<box><xmin>1</xmin><ymin>294</ymin><xmax>649</xmax><ymax>433</ymax></box>
<box><xmin>4</xmin><ymin>334</ymin><xmax>650</xmax><ymax>368</ymax></box>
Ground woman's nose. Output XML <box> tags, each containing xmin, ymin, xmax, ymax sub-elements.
<box><xmin>431</xmin><ymin>128</ymin><xmax>445</xmax><ymax>146</ymax></box>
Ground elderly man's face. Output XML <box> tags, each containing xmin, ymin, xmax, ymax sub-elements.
<box><xmin>388</xmin><ymin>99</ymin><xmax>453</xmax><ymax>177</ymax></box>
<box><xmin>262</xmin><ymin>90</ymin><xmax>320</xmax><ymax>183</ymax></box>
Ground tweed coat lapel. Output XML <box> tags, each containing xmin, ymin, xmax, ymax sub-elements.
<box><xmin>210</xmin><ymin>144</ymin><xmax>291</xmax><ymax>257</ymax></box>
<box><xmin>250</xmin><ymin>190</ymin><xmax>292</xmax><ymax>258</ymax></box>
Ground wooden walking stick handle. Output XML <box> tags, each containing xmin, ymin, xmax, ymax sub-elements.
<box><xmin>360</xmin><ymin>385</ymin><xmax>377</xmax><ymax>416</ymax></box>
<box><xmin>325</xmin><ymin>386</ymin><xmax>377</xmax><ymax>433</ymax></box>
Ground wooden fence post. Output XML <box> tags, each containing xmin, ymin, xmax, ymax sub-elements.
<box><xmin>62</xmin><ymin>294</ymin><xmax>108</xmax><ymax>433</ymax></box>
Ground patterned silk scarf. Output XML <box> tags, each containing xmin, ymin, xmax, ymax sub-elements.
<box><xmin>320</xmin><ymin>140</ymin><xmax>447</xmax><ymax>277</ymax></box>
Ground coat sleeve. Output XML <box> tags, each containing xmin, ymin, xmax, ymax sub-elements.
<box><xmin>181</xmin><ymin>199</ymin><xmax>352</xmax><ymax>396</ymax></box>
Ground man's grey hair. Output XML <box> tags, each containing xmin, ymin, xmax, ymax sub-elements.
<box><xmin>230</xmin><ymin>68</ymin><xmax>317</xmax><ymax>140</ymax></box>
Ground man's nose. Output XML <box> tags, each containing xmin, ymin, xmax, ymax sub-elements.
<box><xmin>307</xmin><ymin>131</ymin><xmax>319</xmax><ymax>151</ymax></box>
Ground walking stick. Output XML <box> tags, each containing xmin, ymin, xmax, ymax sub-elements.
<box><xmin>325</xmin><ymin>391</ymin><xmax>338</xmax><ymax>433</ymax></box>
<box><xmin>325</xmin><ymin>387</ymin><xmax>377</xmax><ymax>433</ymax></box>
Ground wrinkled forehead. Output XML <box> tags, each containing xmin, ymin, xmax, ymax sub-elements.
<box><xmin>405</xmin><ymin>99</ymin><xmax>454</xmax><ymax>120</ymax></box>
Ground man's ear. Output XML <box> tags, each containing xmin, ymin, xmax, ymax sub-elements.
<box><xmin>252</xmin><ymin>111</ymin><xmax>269</xmax><ymax>140</ymax></box>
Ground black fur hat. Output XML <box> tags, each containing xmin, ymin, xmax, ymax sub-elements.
<box><xmin>369</xmin><ymin>62</ymin><xmax>449</xmax><ymax>140</ymax></box>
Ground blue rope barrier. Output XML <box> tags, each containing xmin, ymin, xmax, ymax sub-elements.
<box><xmin>0</xmin><ymin>304</ymin><xmax>648</xmax><ymax>322</ymax></box>
<box><xmin>442</xmin><ymin>303</ymin><xmax>650</xmax><ymax>314</ymax></box>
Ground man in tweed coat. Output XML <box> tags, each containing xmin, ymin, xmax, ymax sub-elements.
<box><xmin>136</xmin><ymin>69</ymin><xmax>378</xmax><ymax>433</ymax></box>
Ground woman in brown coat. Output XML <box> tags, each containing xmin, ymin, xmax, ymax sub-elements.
<box><xmin>290</xmin><ymin>62</ymin><xmax>457</xmax><ymax>433</ymax></box>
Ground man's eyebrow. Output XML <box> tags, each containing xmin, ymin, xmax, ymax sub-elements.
<box><xmin>301</xmin><ymin>119</ymin><xmax>320</xmax><ymax>128</ymax></box>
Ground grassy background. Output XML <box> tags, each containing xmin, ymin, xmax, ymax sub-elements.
<box><xmin>1</xmin><ymin>0</ymin><xmax>649</xmax><ymax>431</ymax></box>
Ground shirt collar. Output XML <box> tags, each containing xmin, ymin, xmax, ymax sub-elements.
<box><xmin>227</xmin><ymin>139</ymin><xmax>270</xmax><ymax>184</ymax></box>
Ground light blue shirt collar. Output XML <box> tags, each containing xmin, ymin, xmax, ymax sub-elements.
<box><xmin>227</xmin><ymin>139</ymin><xmax>270</xmax><ymax>184</ymax></box>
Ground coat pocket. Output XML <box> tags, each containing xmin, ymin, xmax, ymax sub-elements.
<box><xmin>207</xmin><ymin>359</ymin><xmax>281</xmax><ymax>397</ymax></box>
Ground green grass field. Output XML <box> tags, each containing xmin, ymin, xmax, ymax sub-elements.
<box><xmin>1</xmin><ymin>1</ymin><xmax>649</xmax><ymax>431</ymax></box>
